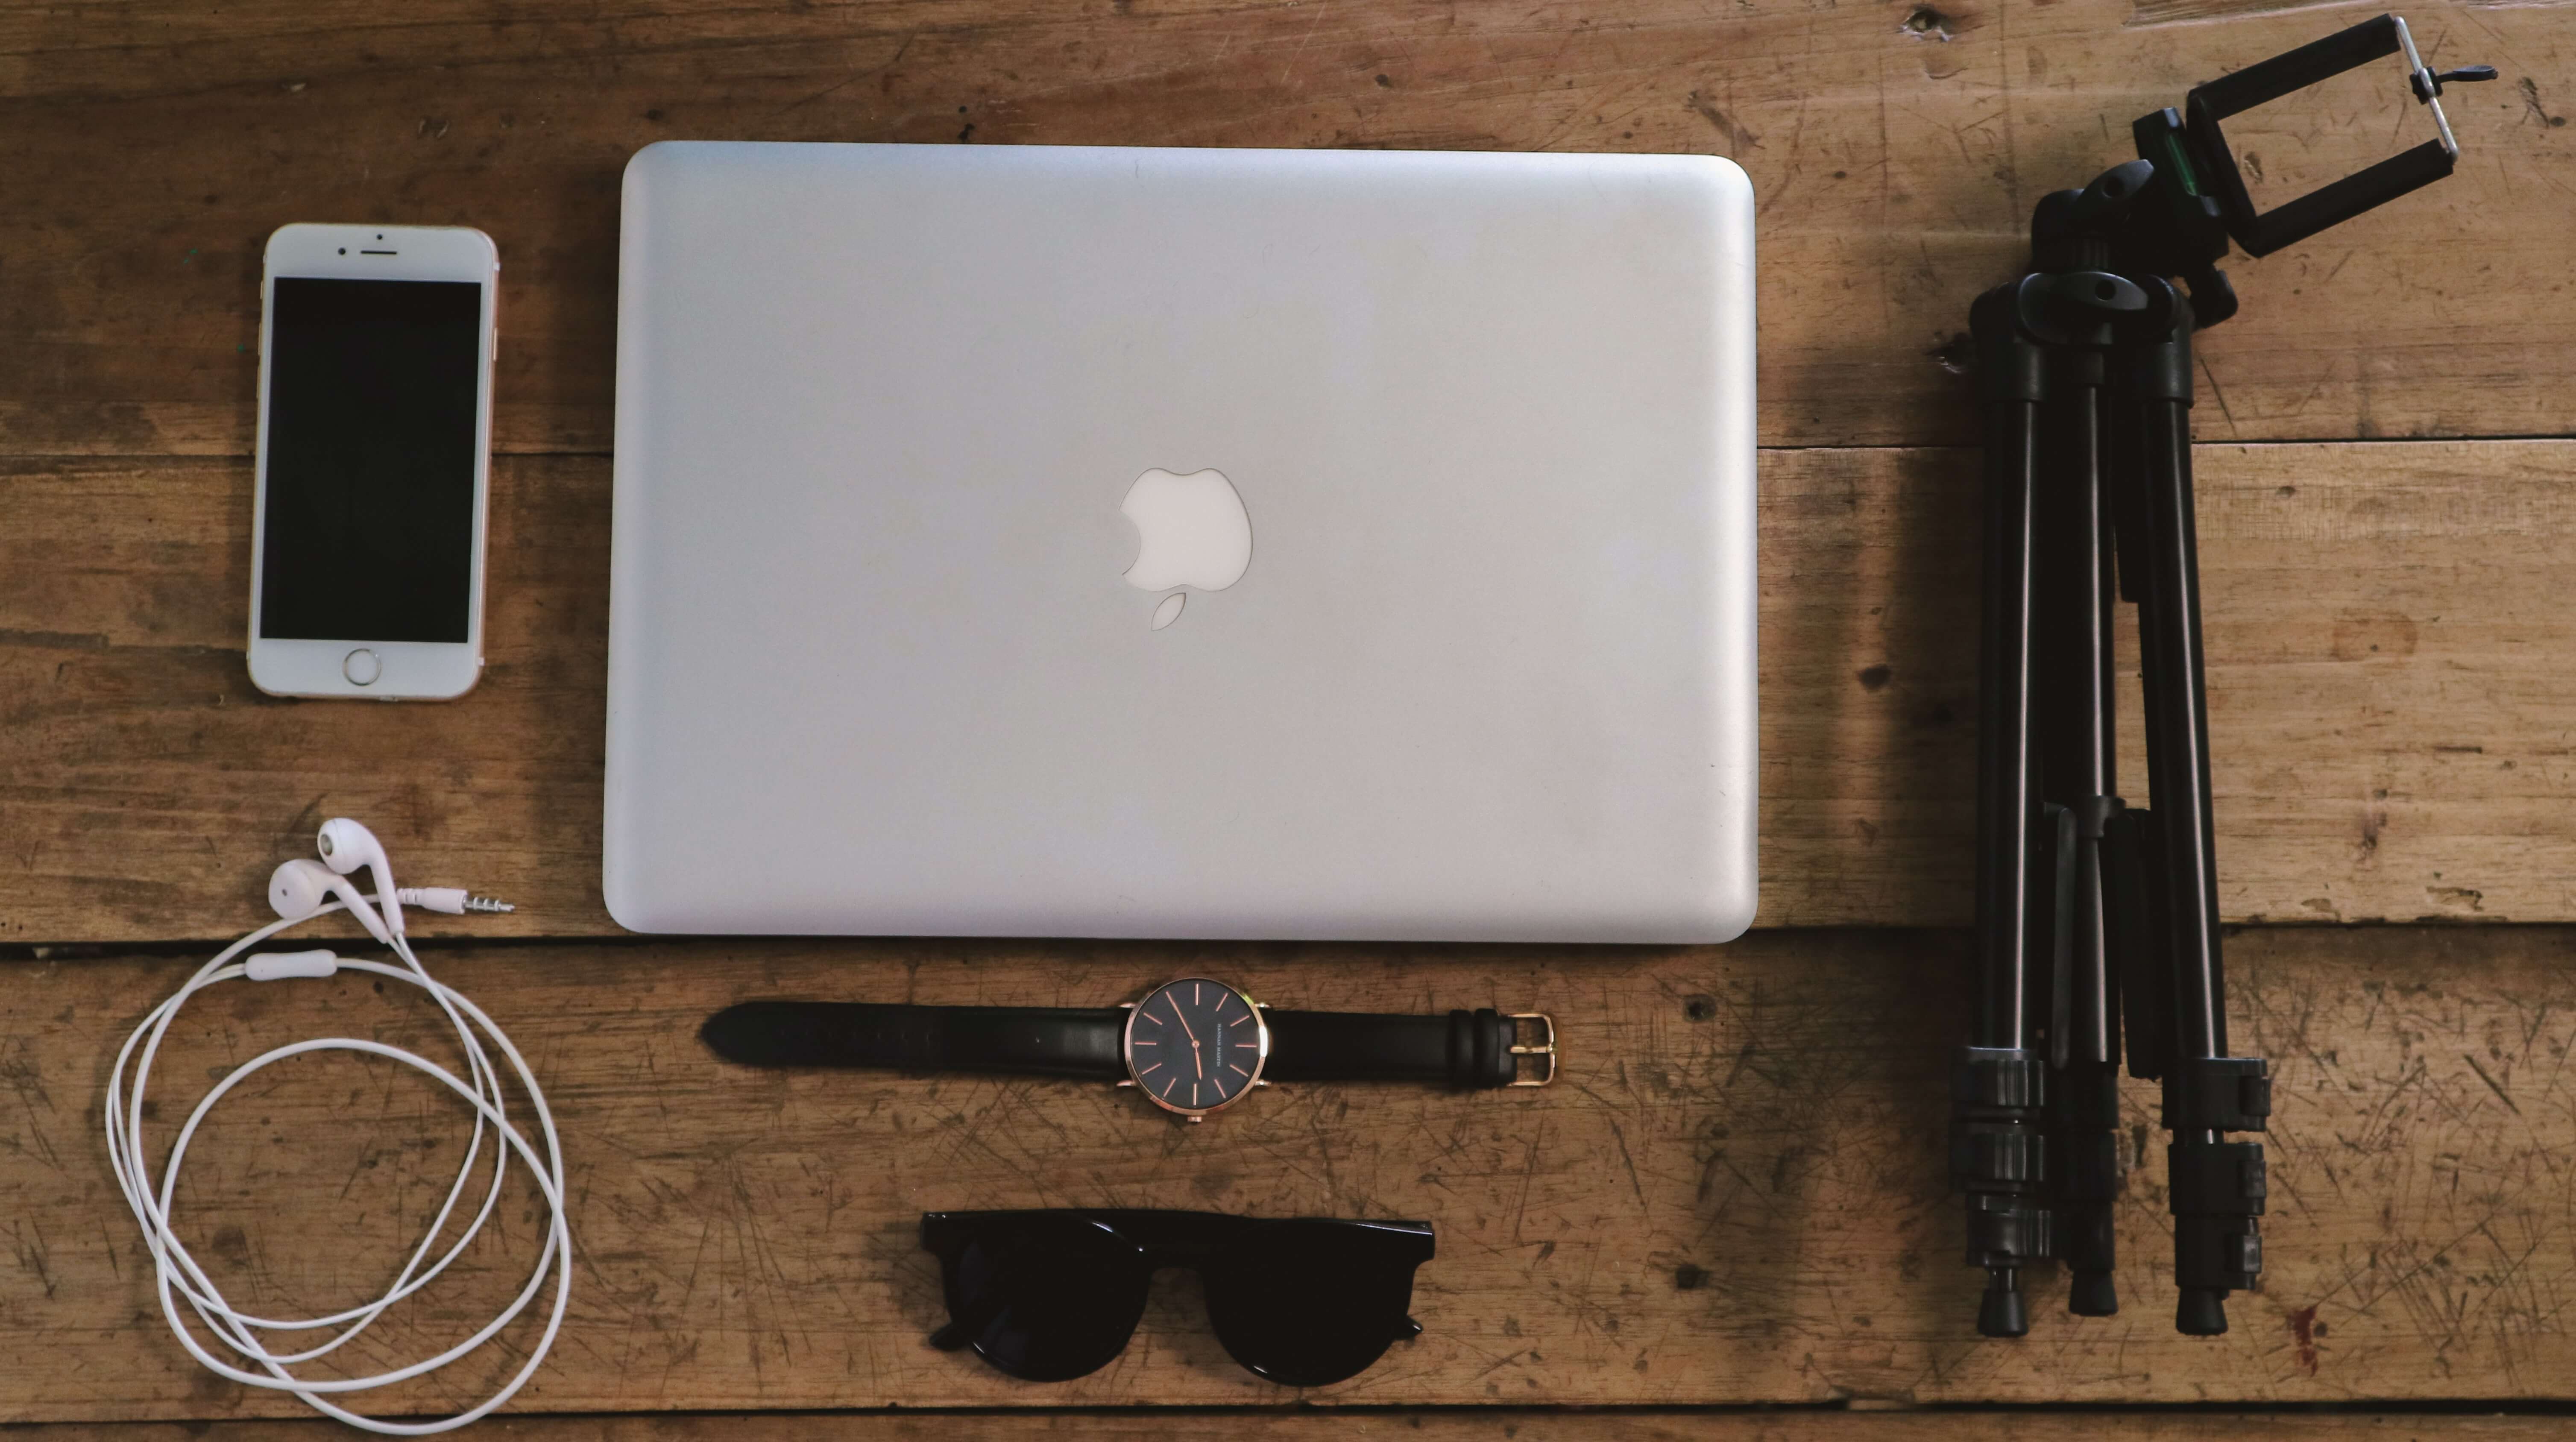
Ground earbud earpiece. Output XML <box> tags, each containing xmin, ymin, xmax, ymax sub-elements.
<box><xmin>316</xmin><ymin>817</ymin><xmax>403</xmax><ymax>937</ymax></box>
<box><xmin>267</xmin><ymin>858</ymin><xmax>393</xmax><ymax>946</ymax></box>
<box><xmin>266</xmin><ymin>857</ymin><xmax>333</xmax><ymax>917</ymax></box>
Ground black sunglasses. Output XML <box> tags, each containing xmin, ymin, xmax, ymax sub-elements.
<box><xmin>920</xmin><ymin>1209</ymin><xmax>1434</xmax><ymax>1386</ymax></box>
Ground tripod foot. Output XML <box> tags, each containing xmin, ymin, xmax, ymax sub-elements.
<box><xmin>1978</xmin><ymin>1269</ymin><xmax>2030</xmax><ymax>1338</ymax></box>
<box><xmin>2176</xmin><ymin>1287</ymin><xmax>2229</xmax><ymax>1336</ymax></box>
<box><xmin>2069</xmin><ymin>1270</ymin><xmax>2119</xmax><ymax>1317</ymax></box>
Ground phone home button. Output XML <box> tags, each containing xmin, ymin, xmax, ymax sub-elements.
<box><xmin>342</xmin><ymin>648</ymin><xmax>382</xmax><ymax>686</ymax></box>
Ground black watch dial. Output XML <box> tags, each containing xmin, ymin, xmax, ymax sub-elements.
<box><xmin>1124</xmin><ymin>978</ymin><xmax>1268</xmax><ymax>1116</ymax></box>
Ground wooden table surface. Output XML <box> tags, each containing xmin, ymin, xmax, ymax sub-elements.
<box><xmin>6</xmin><ymin>0</ymin><xmax>2574</xmax><ymax>1434</ymax></box>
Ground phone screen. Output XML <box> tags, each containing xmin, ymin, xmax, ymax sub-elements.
<box><xmin>259</xmin><ymin>277</ymin><xmax>484</xmax><ymax>643</ymax></box>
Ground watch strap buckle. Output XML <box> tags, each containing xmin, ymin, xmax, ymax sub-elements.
<box><xmin>1506</xmin><ymin>1012</ymin><xmax>1557</xmax><ymax>1087</ymax></box>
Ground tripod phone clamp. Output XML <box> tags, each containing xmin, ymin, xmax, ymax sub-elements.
<box><xmin>1950</xmin><ymin>13</ymin><xmax>2487</xmax><ymax>1339</ymax></box>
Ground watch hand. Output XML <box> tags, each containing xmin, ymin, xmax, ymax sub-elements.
<box><xmin>1172</xmin><ymin>1008</ymin><xmax>1199</xmax><ymax>1045</ymax></box>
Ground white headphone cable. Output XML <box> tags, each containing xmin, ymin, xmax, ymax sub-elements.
<box><xmin>104</xmin><ymin>897</ymin><xmax>571</xmax><ymax>1435</ymax></box>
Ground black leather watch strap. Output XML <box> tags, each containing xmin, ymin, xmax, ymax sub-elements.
<box><xmin>1263</xmin><ymin>1008</ymin><xmax>1520</xmax><ymax>1089</ymax></box>
<box><xmin>701</xmin><ymin>1001</ymin><xmax>1125</xmax><ymax>1079</ymax></box>
<box><xmin>700</xmin><ymin>999</ymin><xmax>1534</xmax><ymax>1090</ymax></box>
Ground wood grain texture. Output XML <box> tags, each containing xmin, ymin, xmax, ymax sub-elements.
<box><xmin>8</xmin><ymin>440</ymin><xmax>2574</xmax><ymax>942</ymax></box>
<box><xmin>6</xmin><ymin>927</ymin><xmax>2574</xmax><ymax>1420</ymax></box>
<box><xmin>2</xmin><ymin>0</ymin><xmax>2570</xmax><ymax>455</ymax></box>
<box><xmin>15</xmin><ymin>1410</ymin><xmax>2576</xmax><ymax>1441</ymax></box>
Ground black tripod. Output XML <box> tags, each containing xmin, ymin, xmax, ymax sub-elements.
<box><xmin>1948</xmin><ymin>15</ymin><xmax>2492</xmax><ymax>1339</ymax></box>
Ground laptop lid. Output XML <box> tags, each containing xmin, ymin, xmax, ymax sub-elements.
<box><xmin>607</xmin><ymin>141</ymin><xmax>1755</xmax><ymax>943</ymax></box>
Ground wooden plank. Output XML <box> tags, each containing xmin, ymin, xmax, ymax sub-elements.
<box><xmin>1</xmin><ymin>0</ymin><xmax>2568</xmax><ymax>455</ymax></box>
<box><xmin>12</xmin><ymin>1410</ymin><xmax>2576</xmax><ymax>1440</ymax></box>
<box><xmin>8</xmin><ymin>440</ymin><xmax>2575</xmax><ymax>942</ymax></box>
<box><xmin>5</xmin><ymin>926</ymin><xmax>2574</xmax><ymax>1419</ymax></box>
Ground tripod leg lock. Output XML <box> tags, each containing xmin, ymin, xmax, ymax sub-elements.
<box><xmin>2164</xmin><ymin>1059</ymin><xmax>2270</xmax><ymax>1313</ymax></box>
<box><xmin>2167</xmin><ymin>1139</ymin><xmax>2267</xmax><ymax>1219</ymax></box>
<box><xmin>1965</xmin><ymin>1192</ymin><xmax>2056</xmax><ymax>1268</ymax></box>
<box><xmin>1952</xmin><ymin>1047</ymin><xmax>2054</xmax><ymax>1281</ymax></box>
<box><xmin>2163</xmin><ymin>1056</ymin><xmax>2273</xmax><ymax>1133</ymax></box>
<box><xmin>1953</xmin><ymin>1121</ymin><xmax>2045</xmax><ymax>1189</ymax></box>
<box><xmin>1953</xmin><ymin>1046</ymin><xmax>2045</xmax><ymax>1109</ymax></box>
<box><xmin>2173</xmin><ymin>1211</ymin><xmax>2264</xmax><ymax>1293</ymax></box>
<box><xmin>1951</xmin><ymin>1048</ymin><xmax>2048</xmax><ymax>1195</ymax></box>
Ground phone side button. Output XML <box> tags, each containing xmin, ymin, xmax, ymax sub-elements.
<box><xmin>343</xmin><ymin>648</ymin><xmax>381</xmax><ymax>686</ymax></box>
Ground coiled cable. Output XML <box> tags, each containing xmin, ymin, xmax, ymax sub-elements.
<box><xmin>104</xmin><ymin>899</ymin><xmax>571</xmax><ymax>1434</ymax></box>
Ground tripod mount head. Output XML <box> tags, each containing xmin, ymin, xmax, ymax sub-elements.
<box><xmin>2040</xmin><ymin>13</ymin><xmax>2491</xmax><ymax>330</ymax></box>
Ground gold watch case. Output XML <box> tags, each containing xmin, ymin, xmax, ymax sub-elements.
<box><xmin>1116</xmin><ymin>976</ymin><xmax>1271</xmax><ymax>1123</ymax></box>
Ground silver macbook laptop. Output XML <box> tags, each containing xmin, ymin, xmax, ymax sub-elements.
<box><xmin>607</xmin><ymin>141</ymin><xmax>1756</xmax><ymax>943</ymax></box>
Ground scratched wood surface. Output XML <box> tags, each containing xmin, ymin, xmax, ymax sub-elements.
<box><xmin>6</xmin><ymin>927</ymin><xmax>2575</xmax><ymax>1421</ymax></box>
<box><xmin>9</xmin><ymin>438</ymin><xmax>2575</xmax><ymax>942</ymax></box>
<box><xmin>9</xmin><ymin>0</ymin><xmax>2576</xmax><ymax>1432</ymax></box>
<box><xmin>2</xmin><ymin>0</ymin><xmax>2570</xmax><ymax>457</ymax></box>
<box><xmin>15</xmin><ymin>1412</ymin><xmax>2576</xmax><ymax>1440</ymax></box>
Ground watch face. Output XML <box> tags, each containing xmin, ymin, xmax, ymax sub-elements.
<box><xmin>1124</xmin><ymin>977</ymin><xmax>1268</xmax><ymax>1117</ymax></box>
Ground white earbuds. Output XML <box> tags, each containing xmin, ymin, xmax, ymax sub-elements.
<box><xmin>111</xmin><ymin>818</ymin><xmax>563</xmax><ymax>1434</ymax></box>
<box><xmin>267</xmin><ymin>820</ymin><xmax>513</xmax><ymax>944</ymax></box>
<box><xmin>268</xmin><ymin>824</ymin><xmax>518</xmax><ymax>947</ymax></box>
<box><xmin>267</xmin><ymin>858</ymin><xmax>394</xmax><ymax>946</ymax></box>
<box><xmin>316</xmin><ymin>817</ymin><xmax>404</xmax><ymax>938</ymax></box>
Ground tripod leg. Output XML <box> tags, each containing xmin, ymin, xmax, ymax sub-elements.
<box><xmin>1952</xmin><ymin>283</ymin><xmax>2052</xmax><ymax>1338</ymax></box>
<box><xmin>2121</xmin><ymin>287</ymin><xmax>2270</xmax><ymax>1337</ymax></box>
<box><xmin>2034</xmin><ymin>351</ymin><xmax>2126</xmax><ymax>1319</ymax></box>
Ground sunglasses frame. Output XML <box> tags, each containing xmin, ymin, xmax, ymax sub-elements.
<box><xmin>920</xmin><ymin>1208</ymin><xmax>1434</xmax><ymax>1384</ymax></box>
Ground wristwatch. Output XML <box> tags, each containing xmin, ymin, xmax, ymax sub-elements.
<box><xmin>700</xmin><ymin>976</ymin><xmax>1558</xmax><ymax>1122</ymax></box>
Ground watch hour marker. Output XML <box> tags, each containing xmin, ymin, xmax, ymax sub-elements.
<box><xmin>1229</xmin><ymin>1063</ymin><xmax>1248</xmax><ymax>1078</ymax></box>
<box><xmin>1132</xmin><ymin>1038</ymin><xmax>1156</xmax><ymax>1045</ymax></box>
<box><xmin>1192</xmin><ymin>1082</ymin><xmax>1201</xmax><ymax>1106</ymax></box>
<box><xmin>1140</xmin><ymin>1061</ymin><xmax>1161</xmax><ymax>1075</ymax></box>
<box><xmin>1193</xmin><ymin>982</ymin><xmax>1202</xmax><ymax>1005</ymax></box>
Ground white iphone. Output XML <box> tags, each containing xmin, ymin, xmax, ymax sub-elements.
<box><xmin>249</xmin><ymin>223</ymin><xmax>499</xmax><ymax>700</ymax></box>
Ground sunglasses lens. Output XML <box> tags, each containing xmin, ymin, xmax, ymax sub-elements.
<box><xmin>944</xmin><ymin>1218</ymin><xmax>1148</xmax><ymax>1382</ymax></box>
<box><xmin>1205</xmin><ymin>1223</ymin><xmax>1422</xmax><ymax>1387</ymax></box>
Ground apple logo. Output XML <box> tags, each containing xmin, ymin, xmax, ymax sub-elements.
<box><xmin>1121</xmin><ymin>467</ymin><xmax>1253</xmax><ymax>630</ymax></box>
